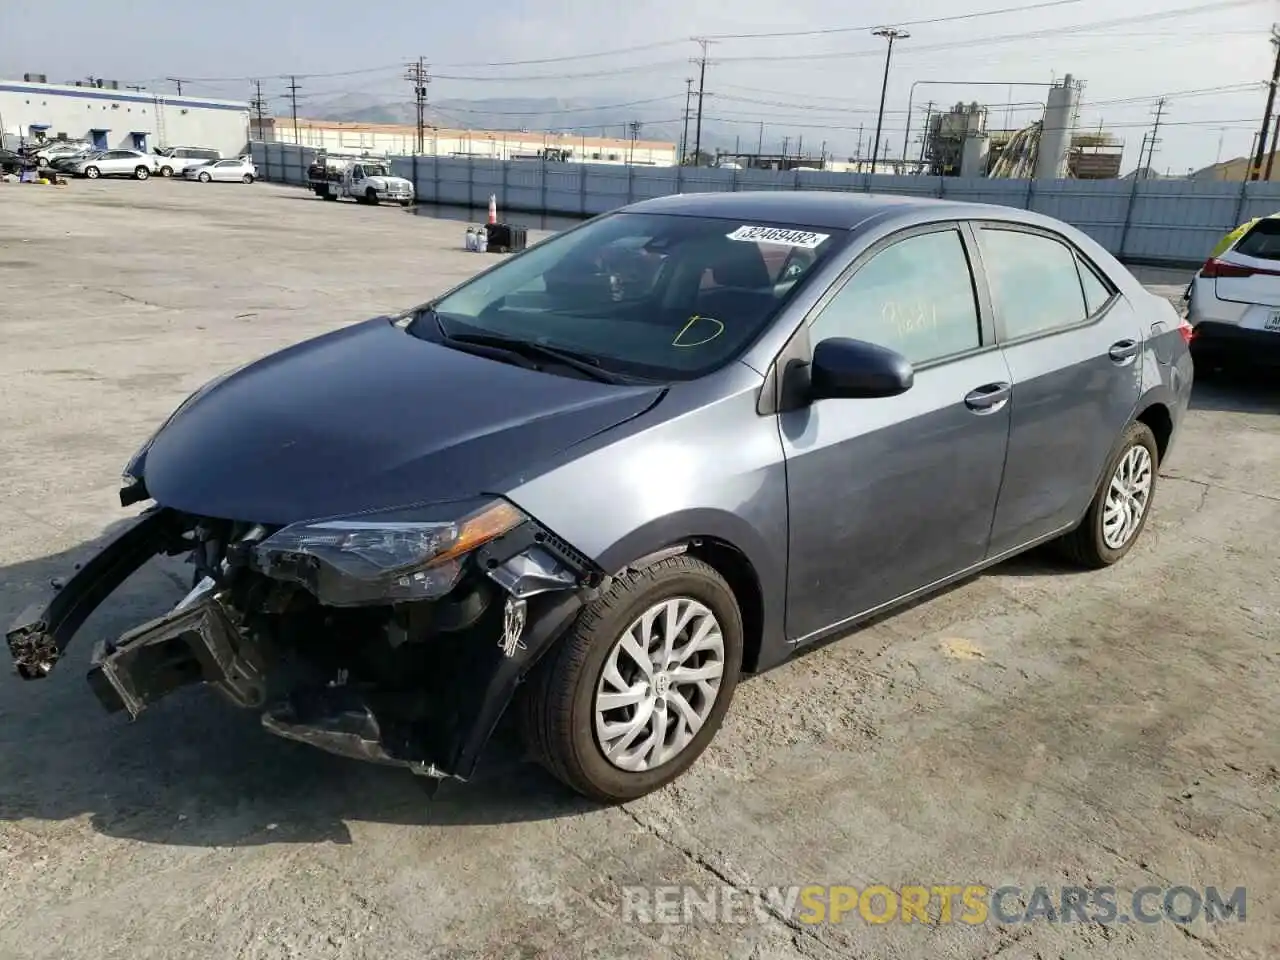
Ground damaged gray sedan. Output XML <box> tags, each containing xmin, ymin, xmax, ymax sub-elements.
<box><xmin>7</xmin><ymin>192</ymin><xmax>1190</xmax><ymax>801</ymax></box>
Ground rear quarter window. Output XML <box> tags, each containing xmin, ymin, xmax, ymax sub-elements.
<box><xmin>1233</xmin><ymin>218</ymin><xmax>1280</xmax><ymax>260</ymax></box>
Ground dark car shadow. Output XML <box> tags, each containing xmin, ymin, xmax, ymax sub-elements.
<box><xmin>1189</xmin><ymin>371</ymin><xmax>1280</xmax><ymax>414</ymax></box>
<box><xmin>0</xmin><ymin>527</ymin><xmax>598</xmax><ymax>848</ymax></box>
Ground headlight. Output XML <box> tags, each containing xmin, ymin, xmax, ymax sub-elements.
<box><xmin>252</xmin><ymin>499</ymin><xmax>526</xmax><ymax>606</ymax></box>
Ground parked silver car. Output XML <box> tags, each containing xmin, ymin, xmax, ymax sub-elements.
<box><xmin>183</xmin><ymin>157</ymin><xmax>257</xmax><ymax>183</ymax></box>
<box><xmin>70</xmin><ymin>149</ymin><xmax>159</xmax><ymax>180</ymax></box>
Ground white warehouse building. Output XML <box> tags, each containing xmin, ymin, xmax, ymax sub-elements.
<box><xmin>0</xmin><ymin>76</ymin><xmax>249</xmax><ymax>157</ymax></box>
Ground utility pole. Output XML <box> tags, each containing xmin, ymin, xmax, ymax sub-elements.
<box><xmin>250</xmin><ymin>80</ymin><xmax>268</xmax><ymax>140</ymax></box>
<box><xmin>870</xmin><ymin>27</ymin><xmax>909</xmax><ymax>177</ymax></box>
<box><xmin>855</xmin><ymin>123</ymin><xmax>864</xmax><ymax>171</ymax></box>
<box><xmin>405</xmin><ymin>58</ymin><xmax>430</xmax><ymax>155</ymax></box>
<box><xmin>1143</xmin><ymin>98</ymin><xmax>1166</xmax><ymax>178</ymax></box>
<box><xmin>286</xmin><ymin>75</ymin><xmax>301</xmax><ymax>146</ymax></box>
<box><xmin>918</xmin><ymin>101</ymin><xmax>934</xmax><ymax>167</ymax></box>
<box><xmin>691</xmin><ymin>38</ymin><xmax>715</xmax><ymax>166</ymax></box>
<box><xmin>1266</xmin><ymin>109</ymin><xmax>1279</xmax><ymax>180</ymax></box>
<box><xmin>680</xmin><ymin>78</ymin><xmax>693</xmax><ymax>164</ymax></box>
<box><xmin>1252</xmin><ymin>26</ymin><xmax>1280</xmax><ymax>180</ymax></box>
<box><xmin>757</xmin><ymin>121</ymin><xmax>764</xmax><ymax>154</ymax></box>
<box><xmin>166</xmin><ymin>77</ymin><xmax>183</xmax><ymax>95</ymax></box>
<box><xmin>781</xmin><ymin>135</ymin><xmax>790</xmax><ymax>158</ymax></box>
<box><xmin>628</xmin><ymin>120</ymin><xmax>642</xmax><ymax>165</ymax></box>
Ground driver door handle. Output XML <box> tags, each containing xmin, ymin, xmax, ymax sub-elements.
<box><xmin>964</xmin><ymin>382</ymin><xmax>1011</xmax><ymax>413</ymax></box>
<box><xmin>1109</xmin><ymin>339</ymin><xmax>1139</xmax><ymax>363</ymax></box>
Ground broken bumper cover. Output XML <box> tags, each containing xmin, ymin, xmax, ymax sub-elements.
<box><xmin>5</xmin><ymin>504</ymin><xmax>598</xmax><ymax>781</ymax></box>
<box><xmin>6</xmin><ymin>508</ymin><xmax>181</xmax><ymax>679</ymax></box>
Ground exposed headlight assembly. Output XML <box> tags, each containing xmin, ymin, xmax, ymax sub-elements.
<box><xmin>252</xmin><ymin>499</ymin><xmax>526</xmax><ymax>606</ymax></box>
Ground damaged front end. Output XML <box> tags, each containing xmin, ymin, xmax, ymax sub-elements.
<box><xmin>6</xmin><ymin>499</ymin><xmax>601</xmax><ymax>781</ymax></box>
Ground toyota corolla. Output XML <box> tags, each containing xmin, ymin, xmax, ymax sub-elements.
<box><xmin>7</xmin><ymin>192</ymin><xmax>1193</xmax><ymax>802</ymax></box>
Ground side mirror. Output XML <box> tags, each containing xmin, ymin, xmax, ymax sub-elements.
<box><xmin>809</xmin><ymin>337</ymin><xmax>914</xmax><ymax>400</ymax></box>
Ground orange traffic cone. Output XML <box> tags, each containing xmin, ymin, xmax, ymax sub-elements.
<box><xmin>488</xmin><ymin>194</ymin><xmax>498</xmax><ymax>225</ymax></box>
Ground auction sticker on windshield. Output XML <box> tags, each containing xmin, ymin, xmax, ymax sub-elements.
<box><xmin>726</xmin><ymin>225</ymin><xmax>830</xmax><ymax>248</ymax></box>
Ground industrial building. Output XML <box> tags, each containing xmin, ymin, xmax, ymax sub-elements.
<box><xmin>252</xmin><ymin>116</ymin><xmax>678</xmax><ymax>166</ymax></box>
<box><xmin>919</xmin><ymin>75</ymin><xmax>1123</xmax><ymax>180</ymax></box>
<box><xmin>0</xmin><ymin>74</ymin><xmax>250</xmax><ymax>157</ymax></box>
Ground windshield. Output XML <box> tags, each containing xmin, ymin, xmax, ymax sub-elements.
<box><xmin>422</xmin><ymin>212</ymin><xmax>840</xmax><ymax>379</ymax></box>
<box><xmin>363</xmin><ymin>164</ymin><xmax>389</xmax><ymax>177</ymax></box>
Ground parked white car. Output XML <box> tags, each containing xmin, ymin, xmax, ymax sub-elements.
<box><xmin>1185</xmin><ymin>214</ymin><xmax>1280</xmax><ymax>374</ymax></box>
<box><xmin>183</xmin><ymin>158</ymin><xmax>257</xmax><ymax>183</ymax></box>
<box><xmin>156</xmin><ymin>146</ymin><xmax>221</xmax><ymax>178</ymax></box>
<box><xmin>70</xmin><ymin>149</ymin><xmax>159</xmax><ymax>180</ymax></box>
<box><xmin>34</xmin><ymin>141</ymin><xmax>92</xmax><ymax>164</ymax></box>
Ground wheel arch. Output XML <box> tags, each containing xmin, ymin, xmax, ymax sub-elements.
<box><xmin>1135</xmin><ymin>400</ymin><xmax>1174</xmax><ymax>465</ymax></box>
<box><xmin>592</xmin><ymin>512</ymin><xmax>785</xmax><ymax>675</ymax></box>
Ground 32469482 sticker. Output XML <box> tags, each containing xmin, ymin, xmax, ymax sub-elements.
<box><xmin>726</xmin><ymin>225</ymin><xmax>831</xmax><ymax>249</ymax></box>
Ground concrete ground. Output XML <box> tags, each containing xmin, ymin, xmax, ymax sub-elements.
<box><xmin>0</xmin><ymin>180</ymin><xmax>1276</xmax><ymax>960</ymax></box>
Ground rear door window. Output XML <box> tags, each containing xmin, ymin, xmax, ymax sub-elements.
<box><xmin>978</xmin><ymin>228</ymin><xmax>1089</xmax><ymax>340</ymax></box>
<box><xmin>1233</xmin><ymin>218</ymin><xmax>1280</xmax><ymax>260</ymax></box>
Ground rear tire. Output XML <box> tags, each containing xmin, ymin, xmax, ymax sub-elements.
<box><xmin>242</xmin><ymin>174</ymin><xmax>254</xmax><ymax>184</ymax></box>
<box><xmin>1058</xmin><ymin>421</ymin><xmax>1159</xmax><ymax>568</ymax></box>
<box><xmin>322</xmin><ymin>192</ymin><xmax>338</xmax><ymax>201</ymax></box>
<box><xmin>134</xmin><ymin>166</ymin><xmax>150</xmax><ymax>180</ymax></box>
<box><xmin>519</xmin><ymin>556</ymin><xmax>743</xmax><ymax>803</ymax></box>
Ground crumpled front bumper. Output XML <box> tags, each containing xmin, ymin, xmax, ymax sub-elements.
<box><xmin>5</xmin><ymin>506</ymin><xmax>597</xmax><ymax>781</ymax></box>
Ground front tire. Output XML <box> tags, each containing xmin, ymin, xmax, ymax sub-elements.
<box><xmin>198</xmin><ymin>171</ymin><xmax>212</xmax><ymax>183</ymax></box>
<box><xmin>83</xmin><ymin>166</ymin><xmax>100</xmax><ymax>179</ymax></box>
<box><xmin>365</xmin><ymin>188</ymin><xmax>379</xmax><ymax>206</ymax></box>
<box><xmin>519</xmin><ymin>556</ymin><xmax>743</xmax><ymax>803</ymax></box>
<box><xmin>159</xmin><ymin>165</ymin><xmax>174</xmax><ymax>177</ymax></box>
<box><xmin>1058</xmin><ymin>421</ymin><xmax>1159</xmax><ymax>568</ymax></box>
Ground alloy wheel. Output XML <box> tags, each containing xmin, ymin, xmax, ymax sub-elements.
<box><xmin>593</xmin><ymin>597</ymin><xmax>725</xmax><ymax>772</ymax></box>
<box><xmin>1102</xmin><ymin>445</ymin><xmax>1153</xmax><ymax>549</ymax></box>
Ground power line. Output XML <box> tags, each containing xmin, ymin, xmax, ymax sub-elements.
<box><xmin>431</xmin><ymin>95</ymin><xmax>684</xmax><ymax>116</ymax></box>
<box><xmin>704</xmin><ymin>0</ymin><xmax>1089</xmax><ymax>40</ymax></box>
<box><xmin>712</xmin><ymin>0</ymin><xmax>1267</xmax><ymax>64</ymax></box>
<box><xmin>165</xmin><ymin>77</ymin><xmax>184</xmax><ymax>95</ymax></box>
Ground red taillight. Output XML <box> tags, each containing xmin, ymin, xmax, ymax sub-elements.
<box><xmin>1199</xmin><ymin>257</ymin><xmax>1256</xmax><ymax>279</ymax></box>
<box><xmin>1179</xmin><ymin>318</ymin><xmax>1194</xmax><ymax>343</ymax></box>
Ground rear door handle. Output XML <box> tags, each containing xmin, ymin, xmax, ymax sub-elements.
<box><xmin>1109</xmin><ymin>339</ymin><xmax>1139</xmax><ymax>362</ymax></box>
<box><xmin>964</xmin><ymin>382</ymin><xmax>1011</xmax><ymax>413</ymax></box>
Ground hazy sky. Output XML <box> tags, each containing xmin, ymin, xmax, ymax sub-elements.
<box><xmin>3</xmin><ymin>0</ymin><xmax>1277</xmax><ymax>170</ymax></box>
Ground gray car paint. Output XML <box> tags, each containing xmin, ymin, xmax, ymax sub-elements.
<box><xmin>498</xmin><ymin>192</ymin><xmax>1190</xmax><ymax>676</ymax></box>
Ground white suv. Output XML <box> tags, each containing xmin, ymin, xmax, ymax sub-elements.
<box><xmin>70</xmin><ymin>149</ymin><xmax>160</xmax><ymax>180</ymax></box>
<box><xmin>1185</xmin><ymin>215</ymin><xmax>1280</xmax><ymax>373</ymax></box>
<box><xmin>156</xmin><ymin>146</ymin><xmax>221</xmax><ymax>178</ymax></box>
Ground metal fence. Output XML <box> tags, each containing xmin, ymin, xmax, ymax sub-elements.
<box><xmin>250</xmin><ymin>141</ymin><xmax>1280</xmax><ymax>267</ymax></box>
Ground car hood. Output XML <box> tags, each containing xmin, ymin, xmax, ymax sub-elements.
<box><xmin>367</xmin><ymin>175</ymin><xmax>410</xmax><ymax>188</ymax></box>
<box><xmin>139</xmin><ymin>318</ymin><xmax>664</xmax><ymax>525</ymax></box>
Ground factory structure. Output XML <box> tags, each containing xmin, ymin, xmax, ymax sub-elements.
<box><xmin>920</xmin><ymin>75</ymin><xmax>1122</xmax><ymax>179</ymax></box>
<box><xmin>713</xmin><ymin>74</ymin><xmax>1123</xmax><ymax>181</ymax></box>
<box><xmin>0</xmin><ymin>74</ymin><xmax>250</xmax><ymax>157</ymax></box>
<box><xmin>253</xmin><ymin>116</ymin><xmax>679</xmax><ymax>167</ymax></box>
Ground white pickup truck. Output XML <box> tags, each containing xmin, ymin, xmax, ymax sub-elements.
<box><xmin>307</xmin><ymin>156</ymin><xmax>414</xmax><ymax>206</ymax></box>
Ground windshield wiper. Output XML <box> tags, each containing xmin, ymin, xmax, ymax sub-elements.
<box><xmin>441</xmin><ymin>327</ymin><xmax>633</xmax><ymax>384</ymax></box>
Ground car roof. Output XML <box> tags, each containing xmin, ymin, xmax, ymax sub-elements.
<box><xmin>621</xmin><ymin>190</ymin><xmax>1065</xmax><ymax>233</ymax></box>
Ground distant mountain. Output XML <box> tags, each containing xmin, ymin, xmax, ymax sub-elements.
<box><xmin>302</xmin><ymin>93</ymin><xmax>718</xmax><ymax>149</ymax></box>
